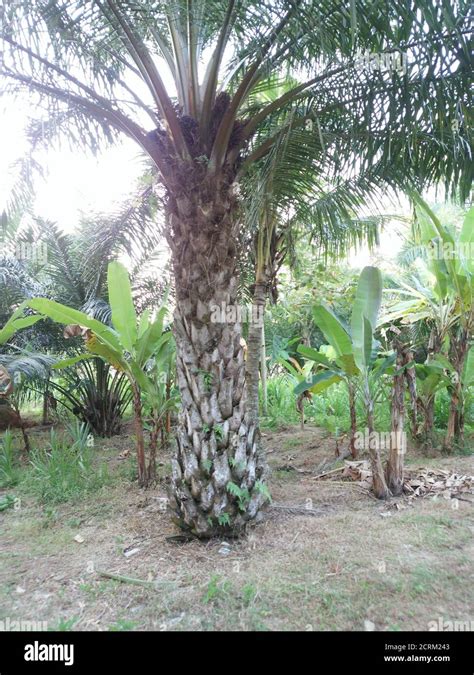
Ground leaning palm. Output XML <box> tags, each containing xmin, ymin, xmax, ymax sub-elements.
<box><xmin>1</xmin><ymin>0</ymin><xmax>472</xmax><ymax>536</ymax></box>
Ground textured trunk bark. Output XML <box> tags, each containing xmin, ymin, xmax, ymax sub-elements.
<box><xmin>444</xmin><ymin>327</ymin><xmax>469</xmax><ymax>450</ymax></box>
<box><xmin>386</xmin><ymin>343</ymin><xmax>406</xmax><ymax>495</ymax></box>
<box><xmin>148</xmin><ymin>413</ymin><xmax>160</xmax><ymax>484</ymax></box>
<box><xmin>166</xmin><ymin>180</ymin><xmax>267</xmax><ymax>538</ymax></box>
<box><xmin>348</xmin><ymin>380</ymin><xmax>357</xmax><ymax>458</ymax></box>
<box><xmin>418</xmin><ymin>327</ymin><xmax>442</xmax><ymax>453</ymax></box>
<box><xmin>403</xmin><ymin>350</ymin><xmax>418</xmax><ymax>438</ymax></box>
<box><xmin>42</xmin><ymin>379</ymin><xmax>50</xmax><ymax>426</ymax></box>
<box><xmin>260</xmin><ymin>322</ymin><xmax>268</xmax><ymax>416</ymax></box>
<box><xmin>364</xmin><ymin>380</ymin><xmax>391</xmax><ymax>499</ymax></box>
<box><xmin>420</xmin><ymin>395</ymin><xmax>435</xmax><ymax>452</ymax></box>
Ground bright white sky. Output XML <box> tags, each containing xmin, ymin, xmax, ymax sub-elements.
<box><xmin>0</xmin><ymin>102</ymin><xmax>144</xmax><ymax>228</ymax></box>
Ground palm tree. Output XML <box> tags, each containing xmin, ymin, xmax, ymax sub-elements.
<box><xmin>1</xmin><ymin>0</ymin><xmax>472</xmax><ymax>536</ymax></box>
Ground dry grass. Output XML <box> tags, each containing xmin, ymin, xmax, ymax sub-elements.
<box><xmin>0</xmin><ymin>424</ymin><xmax>473</xmax><ymax>631</ymax></box>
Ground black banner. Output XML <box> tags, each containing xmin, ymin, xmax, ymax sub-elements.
<box><xmin>0</xmin><ymin>631</ymin><xmax>471</xmax><ymax>673</ymax></box>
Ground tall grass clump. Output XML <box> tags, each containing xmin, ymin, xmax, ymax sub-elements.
<box><xmin>262</xmin><ymin>377</ymin><xmax>394</xmax><ymax>436</ymax></box>
<box><xmin>0</xmin><ymin>430</ymin><xmax>21</xmax><ymax>487</ymax></box>
<box><xmin>261</xmin><ymin>376</ymin><xmax>300</xmax><ymax>428</ymax></box>
<box><xmin>26</xmin><ymin>422</ymin><xmax>110</xmax><ymax>503</ymax></box>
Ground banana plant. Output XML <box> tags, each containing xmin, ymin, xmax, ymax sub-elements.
<box><xmin>384</xmin><ymin>199</ymin><xmax>474</xmax><ymax>449</ymax></box>
<box><xmin>414</xmin><ymin>199</ymin><xmax>474</xmax><ymax>449</ymax></box>
<box><xmin>351</xmin><ymin>266</ymin><xmax>392</xmax><ymax>498</ymax></box>
<box><xmin>294</xmin><ymin>330</ymin><xmax>360</xmax><ymax>457</ymax></box>
<box><xmin>21</xmin><ymin>262</ymin><xmax>173</xmax><ymax>487</ymax></box>
<box><xmin>293</xmin><ymin>266</ymin><xmax>392</xmax><ymax>497</ymax></box>
<box><xmin>278</xmin><ymin>357</ymin><xmax>317</xmax><ymax>430</ymax></box>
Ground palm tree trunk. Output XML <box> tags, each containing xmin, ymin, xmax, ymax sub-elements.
<box><xmin>386</xmin><ymin>343</ymin><xmax>406</xmax><ymax>495</ymax></box>
<box><xmin>166</xmin><ymin>185</ymin><xmax>267</xmax><ymax>538</ymax></box>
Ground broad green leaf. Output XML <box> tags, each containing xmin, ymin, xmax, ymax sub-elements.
<box><xmin>53</xmin><ymin>354</ymin><xmax>95</xmax><ymax>369</ymax></box>
<box><xmin>84</xmin><ymin>336</ymin><xmax>127</xmax><ymax>372</ymax></box>
<box><xmin>462</xmin><ymin>346</ymin><xmax>474</xmax><ymax>387</ymax></box>
<box><xmin>372</xmin><ymin>353</ymin><xmax>396</xmax><ymax>379</ymax></box>
<box><xmin>294</xmin><ymin>370</ymin><xmax>343</xmax><ymax>396</ymax></box>
<box><xmin>278</xmin><ymin>357</ymin><xmax>301</xmax><ymax>380</ymax></box>
<box><xmin>107</xmin><ymin>261</ymin><xmax>137</xmax><ymax>352</ymax></box>
<box><xmin>137</xmin><ymin>309</ymin><xmax>151</xmax><ymax>338</ymax></box>
<box><xmin>432</xmin><ymin>354</ymin><xmax>454</xmax><ymax>371</ymax></box>
<box><xmin>129</xmin><ymin>361</ymin><xmax>152</xmax><ymax>392</ymax></box>
<box><xmin>0</xmin><ymin>314</ymin><xmax>43</xmax><ymax>344</ymax></box>
<box><xmin>460</xmin><ymin>207</ymin><xmax>474</xmax><ymax>275</ymax></box>
<box><xmin>135</xmin><ymin>306</ymin><xmax>168</xmax><ymax>365</ymax></box>
<box><xmin>312</xmin><ymin>305</ymin><xmax>352</xmax><ymax>357</ymax></box>
<box><xmin>460</xmin><ymin>206</ymin><xmax>474</xmax><ymax>244</ymax></box>
<box><xmin>351</xmin><ymin>265</ymin><xmax>382</xmax><ymax>333</ymax></box>
<box><xmin>25</xmin><ymin>298</ymin><xmax>122</xmax><ymax>354</ymax></box>
<box><xmin>310</xmin><ymin>374</ymin><xmax>343</xmax><ymax>394</ymax></box>
<box><xmin>297</xmin><ymin>344</ymin><xmax>333</xmax><ymax>368</ymax></box>
<box><xmin>319</xmin><ymin>344</ymin><xmax>337</xmax><ymax>361</ymax></box>
<box><xmin>336</xmin><ymin>353</ymin><xmax>359</xmax><ymax>376</ymax></box>
<box><xmin>351</xmin><ymin>266</ymin><xmax>382</xmax><ymax>371</ymax></box>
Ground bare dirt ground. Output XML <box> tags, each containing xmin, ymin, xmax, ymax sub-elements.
<box><xmin>1</xmin><ymin>425</ymin><xmax>473</xmax><ymax>631</ymax></box>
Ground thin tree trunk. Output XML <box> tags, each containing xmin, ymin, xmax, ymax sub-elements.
<box><xmin>364</xmin><ymin>379</ymin><xmax>391</xmax><ymax>499</ymax></box>
<box><xmin>403</xmin><ymin>349</ymin><xmax>418</xmax><ymax>438</ymax></box>
<box><xmin>10</xmin><ymin>399</ymin><xmax>30</xmax><ymax>456</ymax></box>
<box><xmin>260</xmin><ymin>321</ymin><xmax>268</xmax><ymax>416</ymax></box>
<box><xmin>131</xmin><ymin>383</ymin><xmax>147</xmax><ymax>488</ymax></box>
<box><xmin>296</xmin><ymin>392</ymin><xmax>309</xmax><ymax>429</ymax></box>
<box><xmin>166</xmin><ymin>183</ymin><xmax>267</xmax><ymax>538</ymax></box>
<box><xmin>418</xmin><ymin>327</ymin><xmax>442</xmax><ymax>453</ymax></box>
<box><xmin>420</xmin><ymin>395</ymin><xmax>436</xmax><ymax>453</ymax></box>
<box><xmin>444</xmin><ymin>327</ymin><xmax>469</xmax><ymax>450</ymax></box>
<box><xmin>246</xmin><ymin>280</ymin><xmax>266</xmax><ymax>427</ymax></box>
<box><xmin>42</xmin><ymin>378</ymin><xmax>50</xmax><ymax>425</ymax></box>
<box><xmin>347</xmin><ymin>380</ymin><xmax>357</xmax><ymax>458</ymax></box>
<box><xmin>386</xmin><ymin>342</ymin><xmax>406</xmax><ymax>495</ymax></box>
<box><xmin>165</xmin><ymin>370</ymin><xmax>172</xmax><ymax>434</ymax></box>
<box><xmin>148</xmin><ymin>413</ymin><xmax>160</xmax><ymax>484</ymax></box>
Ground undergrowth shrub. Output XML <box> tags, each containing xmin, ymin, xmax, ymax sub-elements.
<box><xmin>0</xmin><ymin>430</ymin><xmax>21</xmax><ymax>487</ymax></box>
<box><xmin>25</xmin><ymin>422</ymin><xmax>110</xmax><ymax>503</ymax></box>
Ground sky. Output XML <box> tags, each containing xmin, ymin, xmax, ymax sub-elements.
<box><xmin>0</xmin><ymin>103</ymin><xmax>145</xmax><ymax>229</ymax></box>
